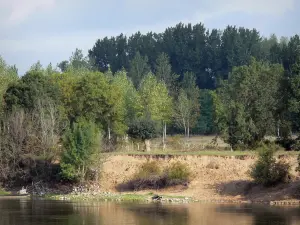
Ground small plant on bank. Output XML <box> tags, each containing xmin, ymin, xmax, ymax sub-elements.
<box><xmin>134</xmin><ymin>161</ymin><xmax>161</xmax><ymax>179</ymax></box>
<box><xmin>250</xmin><ymin>145</ymin><xmax>290</xmax><ymax>187</ymax></box>
<box><xmin>165</xmin><ymin>162</ymin><xmax>190</xmax><ymax>185</ymax></box>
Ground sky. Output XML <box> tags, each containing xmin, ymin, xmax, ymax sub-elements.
<box><xmin>0</xmin><ymin>0</ymin><xmax>299</xmax><ymax>75</ymax></box>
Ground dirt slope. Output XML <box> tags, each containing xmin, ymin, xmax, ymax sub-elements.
<box><xmin>99</xmin><ymin>154</ymin><xmax>300</xmax><ymax>202</ymax></box>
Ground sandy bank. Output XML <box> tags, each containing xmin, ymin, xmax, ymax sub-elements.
<box><xmin>99</xmin><ymin>154</ymin><xmax>300</xmax><ymax>203</ymax></box>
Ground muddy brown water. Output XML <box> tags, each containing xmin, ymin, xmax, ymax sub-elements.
<box><xmin>1</xmin><ymin>199</ymin><xmax>300</xmax><ymax>225</ymax></box>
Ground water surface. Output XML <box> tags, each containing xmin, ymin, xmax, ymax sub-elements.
<box><xmin>1</xmin><ymin>199</ymin><xmax>300</xmax><ymax>225</ymax></box>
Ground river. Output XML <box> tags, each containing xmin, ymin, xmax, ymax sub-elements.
<box><xmin>1</xmin><ymin>199</ymin><xmax>300</xmax><ymax>225</ymax></box>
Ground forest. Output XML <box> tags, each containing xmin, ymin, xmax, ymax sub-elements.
<box><xmin>0</xmin><ymin>22</ymin><xmax>300</xmax><ymax>185</ymax></box>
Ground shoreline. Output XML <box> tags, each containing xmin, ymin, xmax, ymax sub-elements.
<box><xmin>2</xmin><ymin>190</ymin><xmax>300</xmax><ymax>206</ymax></box>
<box><xmin>1</xmin><ymin>153</ymin><xmax>300</xmax><ymax>206</ymax></box>
<box><xmin>4</xmin><ymin>192</ymin><xmax>300</xmax><ymax>206</ymax></box>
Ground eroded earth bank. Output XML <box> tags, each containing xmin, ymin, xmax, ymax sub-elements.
<box><xmin>99</xmin><ymin>154</ymin><xmax>300</xmax><ymax>203</ymax></box>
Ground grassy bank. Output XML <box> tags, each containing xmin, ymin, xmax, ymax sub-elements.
<box><xmin>44</xmin><ymin>192</ymin><xmax>193</xmax><ymax>203</ymax></box>
<box><xmin>0</xmin><ymin>188</ymin><xmax>11</xmax><ymax>196</ymax></box>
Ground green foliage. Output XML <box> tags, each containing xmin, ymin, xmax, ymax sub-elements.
<box><xmin>165</xmin><ymin>162</ymin><xmax>190</xmax><ymax>183</ymax></box>
<box><xmin>112</xmin><ymin>70</ymin><xmax>142</xmax><ymax>125</ymax></box>
<box><xmin>0</xmin><ymin>57</ymin><xmax>18</xmax><ymax>114</ymax></box>
<box><xmin>250</xmin><ymin>146</ymin><xmax>290</xmax><ymax>186</ymax></box>
<box><xmin>139</xmin><ymin>74</ymin><xmax>173</xmax><ymax>123</ymax></box>
<box><xmin>118</xmin><ymin>161</ymin><xmax>190</xmax><ymax>191</ymax></box>
<box><xmin>60</xmin><ymin>120</ymin><xmax>100</xmax><ymax>182</ymax></box>
<box><xmin>193</xmin><ymin>90</ymin><xmax>216</xmax><ymax>134</ymax></box>
<box><xmin>213</xmin><ymin>58</ymin><xmax>284</xmax><ymax>149</ymax></box>
<box><xmin>129</xmin><ymin>52</ymin><xmax>150</xmax><ymax>88</ymax></box>
<box><xmin>174</xmin><ymin>72</ymin><xmax>200</xmax><ymax>137</ymax></box>
<box><xmin>4</xmin><ymin>71</ymin><xmax>60</xmax><ymax>111</ymax></box>
<box><xmin>134</xmin><ymin>161</ymin><xmax>161</xmax><ymax>179</ymax></box>
<box><xmin>155</xmin><ymin>52</ymin><xmax>179</xmax><ymax>95</ymax></box>
<box><xmin>127</xmin><ymin>118</ymin><xmax>158</xmax><ymax>141</ymax></box>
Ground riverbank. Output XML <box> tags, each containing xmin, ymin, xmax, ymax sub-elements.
<box><xmin>1</xmin><ymin>152</ymin><xmax>300</xmax><ymax>205</ymax></box>
<box><xmin>98</xmin><ymin>153</ymin><xmax>300</xmax><ymax>204</ymax></box>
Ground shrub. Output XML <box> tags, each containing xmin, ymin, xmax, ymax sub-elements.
<box><xmin>250</xmin><ymin>145</ymin><xmax>290</xmax><ymax>187</ymax></box>
<box><xmin>60</xmin><ymin>120</ymin><xmax>101</xmax><ymax>182</ymax></box>
<box><xmin>165</xmin><ymin>162</ymin><xmax>190</xmax><ymax>185</ymax></box>
<box><xmin>206</xmin><ymin>161</ymin><xmax>220</xmax><ymax>169</ymax></box>
<box><xmin>275</xmin><ymin>138</ymin><xmax>300</xmax><ymax>151</ymax></box>
<box><xmin>117</xmin><ymin>161</ymin><xmax>190</xmax><ymax>191</ymax></box>
<box><xmin>134</xmin><ymin>161</ymin><xmax>161</xmax><ymax>179</ymax></box>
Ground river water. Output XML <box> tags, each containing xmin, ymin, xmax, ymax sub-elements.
<box><xmin>1</xmin><ymin>199</ymin><xmax>300</xmax><ymax>225</ymax></box>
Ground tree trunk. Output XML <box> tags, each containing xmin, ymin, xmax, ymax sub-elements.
<box><xmin>163</xmin><ymin>122</ymin><xmax>167</xmax><ymax>150</ymax></box>
<box><xmin>187</xmin><ymin>121</ymin><xmax>190</xmax><ymax>138</ymax></box>
<box><xmin>162</xmin><ymin>122</ymin><xmax>166</xmax><ymax>150</ymax></box>
<box><xmin>145</xmin><ymin>139</ymin><xmax>151</xmax><ymax>152</ymax></box>
<box><xmin>108</xmin><ymin>125</ymin><xmax>111</xmax><ymax>140</ymax></box>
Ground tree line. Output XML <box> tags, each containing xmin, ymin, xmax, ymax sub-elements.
<box><xmin>0</xmin><ymin>21</ymin><xmax>299</xmax><ymax>184</ymax></box>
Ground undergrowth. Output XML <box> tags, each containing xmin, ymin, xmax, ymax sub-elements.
<box><xmin>117</xmin><ymin>161</ymin><xmax>190</xmax><ymax>191</ymax></box>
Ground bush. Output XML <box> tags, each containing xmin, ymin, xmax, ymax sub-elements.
<box><xmin>134</xmin><ymin>161</ymin><xmax>161</xmax><ymax>179</ymax></box>
<box><xmin>117</xmin><ymin>161</ymin><xmax>190</xmax><ymax>191</ymax></box>
<box><xmin>250</xmin><ymin>145</ymin><xmax>290</xmax><ymax>187</ymax></box>
<box><xmin>275</xmin><ymin>138</ymin><xmax>300</xmax><ymax>151</ymax></box>
<box><xmin>165</xmin><ymin>162</ymin><xmax>190</xmax><ymax>185</ymax></box>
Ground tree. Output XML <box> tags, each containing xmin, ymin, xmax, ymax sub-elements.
<box><xmin>128</xmin><ymin>52</ymin><xmax>150</xmax><ymax>88</ymax></box>
<box><xmin>193</xmin><ymin>90</ymin><xmax>216</xmax><ymax>134</ymax></box>
<box><xmin>127</xmin><ymin>118</ymin><xmax>158</xmax><ymax>152</ymax></box>
<box><xmin>174</xmin><ymin>72</ymin><xmax>200</xmax><ymax>137</ymax></box>
<box><xmin>70</xmin><ymin>72</ymin><xmax>126</xmax><ymax>140</ymax></box>
<box><xmin>61</xmin><ymin>120</ymin><xmax>100</xmax><ymax>182</ymax></box>
<box><xmin>57</xmin><ymin>60</ymin><xmax>69</xmax><ymax>72</ymax></box>
<box><xmin>4</xmin><ymin>71</ymin><xmax>60</xmax><ymax>112</ymax></box>
<box><xmin>0</xmin><ymin>56</ymin><xmax>18</xmax><ymax>114</ymax></box>
<box><xmin>155</xmin><ymin>52</ymin><xmax>179</xmax><ymax>96</ymax></box>
<box><xmin>213</xmin><ymin>58</ymin><xmax>284</xmax><ymax>149</ymax></box>
<box><xmin>69</xmin><ymin>48</ymin><xmax>90</xmax><ymax>71</ymax></box>
<box><xmin>139</xmin><ymin>74</ymin><xmax>173</xmax><ymax>148</ymax></box>
<box><xmin>29</xmin><ymin>61</ymin><xmax>44</xmax><ymax>73</ymax></box>
<box><xmin>112</xmin><ymin>70</ymin><xmax>142</xmax><ymax>125</ymax></box>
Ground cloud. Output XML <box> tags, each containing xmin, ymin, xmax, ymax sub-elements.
<box><xmin>0</xmin><ymin>0</ymin><xmax>298</xmax><ymax>74</ymax></box>
<box><xmin>217</xmin><ymin>0</ymin><xmax>294</xmax><ymax>15</ymax></box>
<box><xmin>0</xmin><ymin>0</ymin><xmax>56</xmax><ymax>25</ymax></box>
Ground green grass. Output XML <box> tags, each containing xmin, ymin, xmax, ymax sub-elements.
<box><xmin>113</xmin><ymin>135</ymin><xmax>300</xmax><ymax>156</ymax></box>
<box><xmin>0</xmin><ymin>188</ymin><xmax>11</xmax><ymax>196</ymax></box>
<box><xmin>44</xmin><ymin>192</ymin><xmax>192</xmax><ymax>202</ymax></box>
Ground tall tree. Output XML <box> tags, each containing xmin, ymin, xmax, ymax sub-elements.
<box><xmin>70</xmin><ymin>72</ymin><xmax>125</xmax><ymax>139</ymax></box>
<box><xmin>139</xmin><ymin>74</ymin><xmax>173</xmax><ymax>148</ymax></box>
<box><xmin>174</xmin><ymin>72</ymin><xmax>200</xmax><ymax>137</ymax></box>
<box><xmin>213</xmin><ymin>58</ymin><xmax>284</xmax><ymax>149</ymax></box>
<box><xmin>155</xmin><ymin>52</ymin><xmax>179</xmax><ymax>95</ymax></box>
<box><xmin>0</xmin><ymin>56</ymin><xmax>18</xmax><ymax>113</ymax></box>
<box><xmin>129</xmin><ymin>52</ymin><xmax>150</xmax><ymax>88</ymax></box>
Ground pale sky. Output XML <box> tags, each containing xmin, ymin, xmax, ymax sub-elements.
<box><xmin>0</xmin><ymin>0</ymin><xmax>299</xmax><ymax>75</ymax></box>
